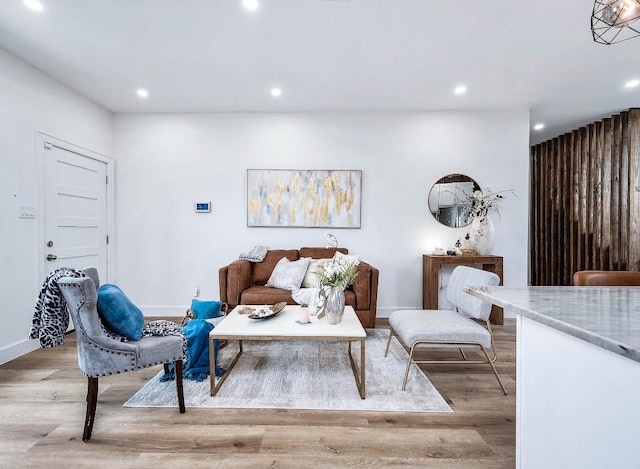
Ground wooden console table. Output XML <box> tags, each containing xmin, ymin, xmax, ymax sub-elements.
<box><xmin>423</xmin><ymin>254</ymin><xmax>504</xmax><ymax>325</ymax></box>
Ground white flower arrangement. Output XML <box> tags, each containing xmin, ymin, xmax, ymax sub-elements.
<box><xmin>314</xmin><ymin>259</ymin><xmax>359</xmax><ymax>290</ymax></box>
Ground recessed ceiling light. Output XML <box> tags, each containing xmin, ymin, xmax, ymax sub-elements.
<box><xmin>23</xmin><ymin>0</ymin><xmax>44</xmax><ymax>12</ymax></box>
<box><xmin>454</xmin><ymin>85</ymin><xmax>467</xmax><ymax>95</ymax></box>
<box><xmin>243</xmin><ymin>0</ymin><xmax>259</xmax><ymax>11</ymax></box>
<box><xmin>136</xmin><ymin>88</ymin><xmax>149</xmax><ymax>98</ymax></box>
<box><xmin>534</xmin><ymin>123</ymin><xmax>545</xmax><ymax>131</ymax></box>
<box><xmin>270</xmin><ymin>88</ymin><xmax>282</xmax><ymax>98</ymax></box>
<box><xmin>625</xmin><ymin>79</ymin><xmax>640</xmax><ymax>88</ymax></box>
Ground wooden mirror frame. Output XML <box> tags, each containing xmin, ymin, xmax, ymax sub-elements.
<box><xmin>428</xmin><ymin>173</ymin><xmax>480</xmax><ymax>228</ymax></box>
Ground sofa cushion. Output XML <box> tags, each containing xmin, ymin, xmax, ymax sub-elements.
<box><xmin>333</xmin><ymin>250</ymin><xmax>361</xmax><ymax>267</ymax></box>
<box><xmin>240</xmin><ymin>285</ymin><xmax>356</xmax><ymax>309</ymax></box>
<box><xmin>301</xmin><ymin>258</ymin><xmax>332</xmax><ymax>288</ymax></box>
<box><xmin>251</xmin><ymin>249</ymin><xmax>299</xmax><ymax>285</ymax></box>
<box><xmin>266</xmin><ymin>257</ymin><xmax>311</xmax><ymax>292</ymax></box>
<box><xmin>240</xmin><ymin>285</ymin><xmax>295</xmax><ymax>305</ymax></box>
<box><xmin>300</xmin><ymin>247</ymin><xmax>348</xmax><ymax>259</ymax></box>
<box><xmin>344</xmin><ymin>289</ymin><xmax>356</xmax><ymax>308</ymax></box>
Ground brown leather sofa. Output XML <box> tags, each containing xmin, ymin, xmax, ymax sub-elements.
<box><xmin>219</xmin><ymin>247</ymin><xmax>379</xmax><ymax>328</ymax></box>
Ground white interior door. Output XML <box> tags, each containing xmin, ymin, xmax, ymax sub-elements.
<box><xmin>43</xmin><ymin>142</ymin><xmax>108</xmax><ymax>278</ymax></box>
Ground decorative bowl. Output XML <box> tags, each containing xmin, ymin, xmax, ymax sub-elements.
<box><xmin>248</xmin><ymin>302</ymin><xmax>287</xmax><ymax>320</ymax></box>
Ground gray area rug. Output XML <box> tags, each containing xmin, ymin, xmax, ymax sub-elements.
<box><xmin>124</xmin><ymin>329</ymin><xmax>452</xmax><ymax>413</ymax></box>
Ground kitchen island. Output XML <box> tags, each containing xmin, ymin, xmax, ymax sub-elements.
<box><xmin>467</xmin><ymin>286</ymin><xmax>640</xmax><ymax>469</ymax></box>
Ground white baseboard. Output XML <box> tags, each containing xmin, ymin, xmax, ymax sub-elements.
<box><xmin>376</xmin><ymin>306</ymin><xmax>421</xmax><ymax>318</ymax></box>
<box><xmin>0</xmin><ymin>339</ymin><xmax>40</xmax><ymax>365</ymax></box>
<box><xmin>377</xmin><ymin>306</ymin><xmax>517</xmax><ymax>320</ymax></box>
<box><xmin>140</xmin><ymin>305</ymin><xmax>187</xmax><ymax>317</ymax></box>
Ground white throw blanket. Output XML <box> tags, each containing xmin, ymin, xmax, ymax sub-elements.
<box><xmin>292</xmin><ymin>287</ymin><xmax>327</xmax><ymax>315</ymax></box>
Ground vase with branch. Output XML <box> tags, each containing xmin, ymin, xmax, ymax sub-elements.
<box><xmin>462</xmin><ymin>187</ymin><xmax>515</xmax><ymax>255</ymax></box>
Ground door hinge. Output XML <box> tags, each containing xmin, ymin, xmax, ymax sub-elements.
<box><xmin>106</xmin><ymin>175</ymin><xmax>109</xmax><ymax>184</ymax></box>
<box><xmin>106</xmin><ymin>235</ymin><xmax>109</xmax><ymax>244</ymax></box>
<box><xmin>44</xmin><ymin>142</ymin><xmax>53</xmax><ymax>149</ymax></box>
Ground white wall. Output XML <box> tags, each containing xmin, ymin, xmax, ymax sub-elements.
<box><xmin>114</xmin><ymin>111</ymin><xmax>529</xmax><ymax>317</ymax></box>
<box><xmin>0</xmin><ymin>48</ymin><xmax>113</xmax><ymax>363</ymax></box>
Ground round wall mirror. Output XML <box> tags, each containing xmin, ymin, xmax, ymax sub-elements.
<box><xmin>428</xmin><ymin>173</ymin><xmax>480</xmax><ymax>228</ymax></box>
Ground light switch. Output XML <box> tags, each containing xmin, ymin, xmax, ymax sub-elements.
<box><xmin>18</xmin><ymin>205</ymin><xmax>36</xmax><ymax>218</ymax></box>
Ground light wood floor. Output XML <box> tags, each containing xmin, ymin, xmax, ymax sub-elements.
<box><xmin>0</xmin><ymin>319</ymin><xmax>516</xmax><ymax>468</ymax></box>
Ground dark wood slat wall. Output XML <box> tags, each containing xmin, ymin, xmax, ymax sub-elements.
<box><xmin>630</xmin><ymin>112</ymin><xmax>640</xmax><ymax>271</ymax></box>
<box><xmin>530</xmin><ymin>108</ymin><xmax>640</xmax><ymax>285</ymax></box>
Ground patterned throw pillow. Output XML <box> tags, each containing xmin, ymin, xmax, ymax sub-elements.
<box><xmin>301</xmin><ymin>258</ymin><xmax>332</xmax><ymax>288</ymax></box>
<box><xmin>265</xmin><ymin>257</ymin><xmax>311</xmax><ymax>292</ymax></box>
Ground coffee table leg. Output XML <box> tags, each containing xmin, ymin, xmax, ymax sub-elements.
<box><xmin>210</xmin><ymin>338</ymin><xmax>243</xmax><ymax>396</ymax></box>
<box><xmin>360</xmin><ymin>339</ymin><xmax>366</xmax><ymax>399</ymax></box>
<box><xmin>348</xmin><ymin>339</ymin><xmax>366</xmax><ymax>399</ymax></box>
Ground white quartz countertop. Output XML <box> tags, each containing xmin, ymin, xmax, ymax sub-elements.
<box><xmin>466</xmin><ymin>286</ymin><xmax>640</xmax><ymax>363</ymax></box>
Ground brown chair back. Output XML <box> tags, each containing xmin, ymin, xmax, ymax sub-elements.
<box><xmin>573</xmin><ymin>270</ymin><xmax>640</xmax><ymax>286</ymax></box>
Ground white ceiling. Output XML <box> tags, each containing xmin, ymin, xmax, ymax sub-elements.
<box><xmin>0</xmin><ymin>0</ymin><xmax>639</xmax><ymax>144</ymax></box>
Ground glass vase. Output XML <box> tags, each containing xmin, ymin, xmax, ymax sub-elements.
<box><xmin>470</xmin><ymin>216</ymin><xmax>495</xmax><ymax>255</ymax></box>
<box><xmin>324</xmin><ymin>287</ymin><xmax>346</xmax><ymax>325</ymax></box>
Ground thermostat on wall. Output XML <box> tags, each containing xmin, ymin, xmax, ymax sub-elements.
<box><xmin>195</xmin><ymin>202</ymin><xmax>211</xmax><ymax>213</ymax></box>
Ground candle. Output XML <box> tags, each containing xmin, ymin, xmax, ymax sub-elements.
<box><xmin>299</xmin><ymin>305</ymin><xmax>310</xmax><ymax>324</ymax></box>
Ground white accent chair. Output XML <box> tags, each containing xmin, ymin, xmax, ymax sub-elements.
<box><xmin>385</xmin><ymin>265</ymin><xmax>507</xmax><ymax>394</ymax></box>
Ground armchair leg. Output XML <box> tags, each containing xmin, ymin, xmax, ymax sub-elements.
<box><xmin>402</xmin><ymin>344</ymin><xmax>418</xmax><ymax>391</ymax></box>
<box><xmin>384</xmin><ymin>327</ymin><xmax>394</xmax><ymax>357</ymax></box>
<box><xmin>83</xmin><ymin>377</ymin><xmax>98</xmax><ymax>442</ymax></box>
<box><xmin>480</xmin><ymin>346</ymin><xmax>508</xmax><ymax>395</ymax></box>
<box><xmin>174</xmin><ymin>360</ymin><xmax>185</xmax><ymax>413</ymax></box>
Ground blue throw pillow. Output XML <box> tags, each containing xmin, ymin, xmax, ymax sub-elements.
<box><xmin>190</xmin><ymin>299</ymin><xmax>223</xmax><ymax>319</ymax></box>
<box><xmin>97</xmin><ymin>284</ymin><xmax>144</xmax><ymax>340</ymax></box>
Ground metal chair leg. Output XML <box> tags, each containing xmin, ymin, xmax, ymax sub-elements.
<box><xmin>174</xmin><ymin>360</ymin><xmax>185</xmax><ymax>413</ymax></box>
<box><xmin>402</xmin><ymin>344</ymin><xmax>417</xmax><ymax>391</ymax></box>
<box><xmin>83</xmin><ymin>377</ymin><xmax>99</xmax><ymax>442</ymax></box>
<box><xmin>480</xmin><ymin>346</ymin><xmax>507</xmax><ymax>395</ymax></box>
<box><xmin>384</xmin><ymin>327</ymin><xmax>394</xmax><ymax>357</ymax></box>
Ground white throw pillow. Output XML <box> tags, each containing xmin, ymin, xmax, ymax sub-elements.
<box><xmin>333</xmin><ymin>251</ymin><xmax>361</xmax><ymax>267</ymax></box>
<box><xmin>265</xmin><ymin>257</ymin><xmax>311</xmax><ymax>292</ymax></box>
<box><xmin>301</xmin><ymin>258</ymin><xmax>332</xmax><ymax>288</ymax></box>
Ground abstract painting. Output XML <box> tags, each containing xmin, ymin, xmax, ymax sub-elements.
<box><xmin>247</xmin><ymin>169</ymin><xmax>361</xmax><ymax>228</ymax></box>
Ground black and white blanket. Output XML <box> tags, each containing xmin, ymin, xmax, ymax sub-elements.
<box><xmin>29</xmin><ymin>267</ymin><xmax>85</xmax><ymax>348</ymax></box>
<box><xmin>104</xmin><ymin>320</ymin><xmax>188</xmax><ymax>363</ymax></box>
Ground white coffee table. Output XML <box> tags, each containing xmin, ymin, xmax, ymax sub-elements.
<box><xmin>209</xmin><ymin>305</ymin><xmax>366</xmax><ymax>399</ymax></box>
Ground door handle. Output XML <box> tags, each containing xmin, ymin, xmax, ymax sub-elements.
<box><xmin>46</xmin><ymin>254</ymin><xmax>57</xmax><ymax>261</ymax></box>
